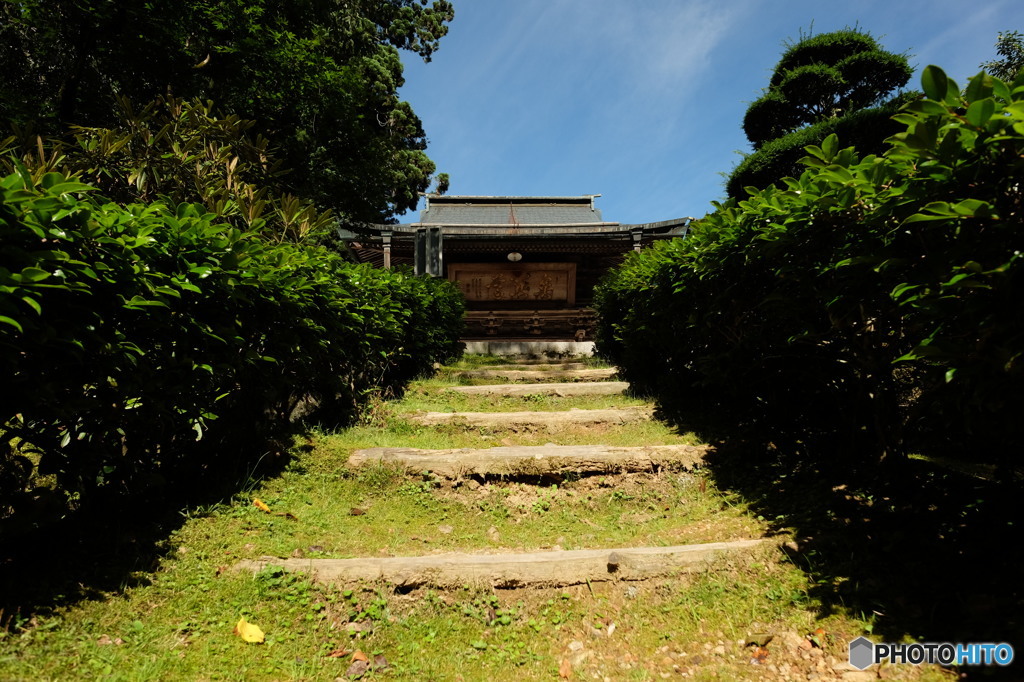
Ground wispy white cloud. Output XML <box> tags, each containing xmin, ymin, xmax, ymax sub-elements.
<box><xmin>399</xmin><ymin>0</ymin><xmax>1024</xmax><ymax>223</ymax></box>
<box><xmin>911</xmin><ymin>0</ymin><xmax>1011</xmax><ymax>80</ymax></box>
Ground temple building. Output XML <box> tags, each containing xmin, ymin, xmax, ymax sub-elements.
<box><xmin>341</xmin><ymin>195</ymin><xmax>689</xmax><ymax>344</ymax></box>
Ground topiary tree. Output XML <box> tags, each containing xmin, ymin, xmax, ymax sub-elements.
<box><xmin>727</xmin><ymin>28</ymin><xmax>912</xmax><ymax>197</ymax></box>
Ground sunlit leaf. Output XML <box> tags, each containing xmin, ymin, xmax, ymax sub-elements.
<box><xmin>233</xmin><ymin>617</ymin><xmax>264</xmax><ymax>643</ymax></box>
<box><xmin>0</xmin><ymin>315</ymin><xmax>23</xmax><ymax>332</ymax></box>
<box><xmin>966</xmin><ymin>99</ymin><xmax>995</xmax><ymax>127</ymax></box>
<box><xmin>921</xmin><ymin>65</ymin><xmax>949</xmax><ymax>102</ymax></box>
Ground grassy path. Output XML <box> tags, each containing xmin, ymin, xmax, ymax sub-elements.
<box><xmin>0</xmin><ymin>356</ymin><xmax>946</xmax><ymax>681</ymax></box>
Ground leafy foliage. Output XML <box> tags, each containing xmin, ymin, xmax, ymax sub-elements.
<box><xmin>980</xmin><ymin>30</ymin><xmax>1024</xmax><ymax>81</ymax></box>
<box><xmin>0</xmin><ymin>1</ymin><xmax>464</xmax><ymax>530</ymax></box>
<box><xmin>1</xmin><ymin>97</ymin><xmax>334</xmax><ymax>244</ymax></box>
<box><xmin>0</xmin><ymin>169</ymin><xmax>463</xmax><ymax>518</ymax></box>
<box><xmin>592</xmin><ymin>239</ymin><xmax>689</xmax><ymax>398</ymax></box>
<box><xmin>0</xmin><ymin>0</ymin><xmax>454</xmax><ymax>222</ymax></box>
<box><xmin>728</xmin><ymin>29</ymin><xmax>911</xmax><ymax>197</ymax></box>
<box><xmin>597</xmin><ymin>66</ymin><xmax>1024</xmax><ymax>479</ymax></box>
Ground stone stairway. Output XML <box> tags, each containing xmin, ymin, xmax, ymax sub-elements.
<box><xmin>236</xmin><ymin>357</ymin><xmax>767</xmax><ymax>589</ymax></box>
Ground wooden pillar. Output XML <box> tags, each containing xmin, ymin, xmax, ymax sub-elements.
<box><xmin>414</xmin><ymin>227</ymin><xmax>443</xmax><ymax>276</ymax></box>
<box><xmin>382</xmin><ymin>231</ymin><xmax>393</xmax><ymax>269</ymax></box>
<box><xmin>414</xmin><ymin>229</ymin><xmax>425</xmax><ymax>275</ymax></box>
<box><xmin>428</xmin><ymin>227</ymin><xmax>443</xmax><ymax>277</ymax></box>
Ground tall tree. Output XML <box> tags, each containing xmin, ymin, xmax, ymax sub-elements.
<box><xmin>727</xmin><ymin>28</ymin><xmax>911</xmax><ymax>197</ymax></box>
<box><xmin>980</xmin><ymin>30</ymin><xmax>1024</xmax><ymax>81</ymax></box>
<box><xmin>0</xmin><ymin>0</ymin><xmax>454</xmax><ymax>223</ymax></box>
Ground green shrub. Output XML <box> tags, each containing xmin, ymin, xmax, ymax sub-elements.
<box><xmin>593</xmin><ymin>238</ymin><xmax>689</xmax><ymax>397</ymax></box>
<box><xmin>596</xmin><ymin>67</ymin><xmax>1024</xmax><ymax>478</ymax></box>
<box><xmin>0</xmin><ymin>97</ymin><xmax>336</xmax><ymax>244</ymax></box>
<box><xmin>0</xmin><ymin>168</ymin><xmax>463</xmax><ymax>516</ymax></box>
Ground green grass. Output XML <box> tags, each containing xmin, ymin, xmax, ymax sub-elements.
<box><xmin>169</xmin><ymin>455</ymin><xmax>760</xmax><ymax>562</ymax></box>
<box><xmin>0</xmin><ymin>553</ymin><xmax>846</xmax><ymax>681</ymax></box>
<box><xmin>321</xmin><ymin>412</ymin><xmax>700</xmax><ymax>449</ymax></box>
<box><xmin>0</xmin><ymin>362</ymin><xmax>949</xmax><ymax>681</ymax></box>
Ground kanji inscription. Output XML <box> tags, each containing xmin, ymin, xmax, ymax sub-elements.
<box><xmin>448</xmin><ymin>263</ymin><xmax>576</xmax><ymax>305</ymax></box>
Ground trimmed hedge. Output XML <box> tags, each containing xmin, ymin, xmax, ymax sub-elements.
<box><xmin>0</xmin><ymin>167</ymin><xmax>463</xmax><ymax>516</ymax></box>
<box><xmin>596</xmin><ymin>67</ymin><xmax>1024</xmax><ymax>478</ymax></box>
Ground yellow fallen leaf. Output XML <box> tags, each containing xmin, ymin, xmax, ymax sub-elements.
<box><xmin>233</xmin><ymin>617</ymin><xmax>265</xmax><ymax>643</ymax></box>
<box><xmin>253</xmin><ymin>498</ymin><xmax>270</xmax><ymax>513</ymax></box>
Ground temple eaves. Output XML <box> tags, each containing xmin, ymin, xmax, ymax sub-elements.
<box><xmin>336</xmin><ymin>195</ymin><xmax>690</xmax><ymax>247</ymax></box>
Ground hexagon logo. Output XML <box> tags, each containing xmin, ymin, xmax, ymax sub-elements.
<box><xmin>849</xmin><ymin>637</ymin><xmax>875</xmax><ymax>670</ymax></box>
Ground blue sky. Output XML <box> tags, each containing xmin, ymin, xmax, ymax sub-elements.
<box><xmin>396</xmin><ymin>0</ymin><xmax>1023</xmax><ymax>225</ymax></box>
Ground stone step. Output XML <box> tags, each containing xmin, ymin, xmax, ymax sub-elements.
<box><xmin>348</xmin><ymin>444</ymin><xmax>706</xmax><ymax>477</ymax></box>
<box><xmin>234</xmin><ymin>539</ymin><xmax>768</xmax><ymax>589</ymax></box>
<box><xmin>404</xmin><ymin>406</ymin><xmax>651</xmax><ymax>428</ymax></box>
<box><xmin>452</xmin><ymin>368</ymin><xmax>617</xmax><ymax>382</ymax></box>
<box><xmin>476</xmin><ymin>362</ymin><xmax>590</xmax><ymax>370</ymax></box>
<box><xmin>447</xmin><ymin>381</ymin><xmax>629</xmax><ymax>396</ymax></box>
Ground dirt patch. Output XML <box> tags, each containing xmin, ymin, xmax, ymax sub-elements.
<box><xmin>502</xmin><ymin>482</ymin><xmax>555</xmax><ymax>512</ymax></box>
<box><xmin>347</xmin><ymin>577</ymin><xmax>944</xmax><ymax>681</ymax></box>
<box><xmin>439</xmin><ymin>471</ymin><xmax>686</xmax><ymax>505</ymax></box>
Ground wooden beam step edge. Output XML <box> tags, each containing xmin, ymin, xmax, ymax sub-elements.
<box><xmin>347</xmin><ymin>444</ymin><xmax>708</xmax><ymax>477</ymax></box>
<box><xmin>446</xmin><ymin>381</ymin><xmax>629</xmax><ymax>396</ymax></box>
<box><xmin>233</xmin><ymin>539</ymin><xmax>769</xmax><ymax>589</ymax></box>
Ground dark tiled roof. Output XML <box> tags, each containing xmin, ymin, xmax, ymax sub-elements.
<box><xmin>418</xmin><ymin>196</ymin><xmax>605</xmax><ymax>225</ymax></box>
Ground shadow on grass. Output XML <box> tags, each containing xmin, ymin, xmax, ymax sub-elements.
<box><xmin>0</xmin><ymin>432</ymin><xmax>305</xmax><ymax>631</ymax></box>
<box><xmin>689</xmin><ymin>429</ymin><xmax>1024</xmax><ymax>679</ymax></box>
